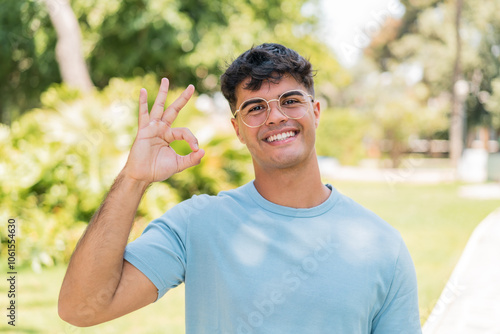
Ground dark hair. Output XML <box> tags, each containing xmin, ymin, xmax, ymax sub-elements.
<box><xmin>220</xmin><ymin>43</ymin><xmax>314</xmax><ymax>113</ymax></box>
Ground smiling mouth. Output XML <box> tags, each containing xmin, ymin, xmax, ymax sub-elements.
<box><xmin>265</xmin><ymin>131</ymin><xmax>298</xmax><ymax>143</ymax></box>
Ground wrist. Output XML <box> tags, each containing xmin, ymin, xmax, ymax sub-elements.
<box><xmin>118</xmin><ymin>169</ymin><xmax>151</xmax><ymax>194</ymax></box>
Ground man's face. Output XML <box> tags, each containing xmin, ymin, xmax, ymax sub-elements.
<box><xmin>231</xmin><ymin>75</ymin><xmax>321</xmax><ymax>173</ymax></box>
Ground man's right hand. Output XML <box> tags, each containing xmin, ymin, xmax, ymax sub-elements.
<box><xmin>123</xmin><ymin>78</ymin><xmax>205</xmax><ymax>185</ymax></box>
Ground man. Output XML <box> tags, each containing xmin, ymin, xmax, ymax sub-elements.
<box><xmin>59</xmin><ymin>43</ymin><xmax>421</xmax><ymax>333</ymax></box>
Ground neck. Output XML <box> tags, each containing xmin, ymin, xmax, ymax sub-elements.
<box><xmin>253</xmin><ymin>153</ymin><xmax>331</xmax><ymax>208</ymax></box>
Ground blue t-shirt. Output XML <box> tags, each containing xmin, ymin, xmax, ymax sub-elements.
<box><xmin>124</xmin><ymin>182</ymin><xmax>421</xmax><ymax>333</ymax></box>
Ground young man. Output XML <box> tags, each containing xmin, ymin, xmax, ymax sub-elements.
<box><xmin>59</xmin><ymin>43</ymin><xmax>422</xmax><ymax>333</ymax></box>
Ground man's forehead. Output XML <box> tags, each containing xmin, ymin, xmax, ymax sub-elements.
<box><xmin>235</xmin><ymin>75</ymin><xmax>303</xmax><ymax>103</ymax></box>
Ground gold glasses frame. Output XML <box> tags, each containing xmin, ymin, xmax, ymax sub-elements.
<box><xmin>233</xmin><ymin>89</ymin><xmax>314</xmax><ymax>128</ymax></box>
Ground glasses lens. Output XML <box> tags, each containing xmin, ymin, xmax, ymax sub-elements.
<box><xmin>279</xmin><ymin>91</ymin><xmax>310</xmax><ymax>119</ymax></box>
<box><xmin>240</xmin><ymin>98</ymin><xmax>269</xmax><ymax>127</ymax></box>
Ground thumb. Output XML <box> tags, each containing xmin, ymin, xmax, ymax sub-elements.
<box><xmin>176</xmin><ymin>148</ymin><xmax>205</xmax><ymax>172</ymax></box>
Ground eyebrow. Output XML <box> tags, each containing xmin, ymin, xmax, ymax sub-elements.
<box><xmin>240</xmin><ymin>98</ymin><xmax>266</xmax><ymax>111</ymax></box>
<box><xmin>281</xmin><ymin>90</ymin><xmax>304</xmax><ymax>99</ymax></box>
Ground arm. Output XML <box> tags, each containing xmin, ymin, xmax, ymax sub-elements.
<box><xmin>58</xmin><ymin>78</ymin><xmax>205</xmax><ymax>327</ymax></box>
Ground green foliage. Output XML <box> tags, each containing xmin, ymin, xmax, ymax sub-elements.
<box><xmin>165</xmin><ymin>135</ymin><xmax>252</xmax><ymax>201</ymax></box>
<box><xmin>0</xmin><ymin>0</ymin><xmax>59</xmax><ymax>123</ymax></box>
<box><xmin>485</xmin><ymin>78</ymin><xmax>500</xmax><ymax>131</ymax></box>
<box><xmin>367</xmin><ymin>0</ymin><xmax>500</xmax><ymax>133</ymax></box>
<box><xmin>374</xmin><ymin>81</ymin><xmax>446</xmax><ymax>149</ymax></box>
<box><xmin>0</xmin><ymin>76</ymin><xmax>251</xmax><ymax>270</ymax></box>
<box><xmin>0</xmin><ymin>0</ymin><xmax>336</xmax><ymax>124</ymax></box>
<box><xmin>316</xmin><ymin>108</ymin><xmax>369</xmax><ymax>165</ymax></box>
<box><xmin>336</xmin><ymin>60</ymin><xmax>449</xmax><ymax>166</ymax></box>
<box><xmin>84</xmin><ymin>0</ymin><xmax>338</xmax><ymax>93</ymax></box>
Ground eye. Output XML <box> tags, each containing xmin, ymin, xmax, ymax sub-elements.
<box><xmin>281</xmin><ymin>97</ymin><xmax>302</xmax><ymax>106</ymax></box>
<box><xmin>245</xmin><ymin>104</ymin><xmax>267</xmax><ymax>115</ymax></box>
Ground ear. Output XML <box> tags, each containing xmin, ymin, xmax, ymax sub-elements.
<box><xmin>231</xmin><ymin>117</ymin><xmax>246</xmax><ymax>144</ymax></box>
<box><xmin>313</xmin><ymin>100</ymin><xmax>321</xmax><ymax>128</ymax></box>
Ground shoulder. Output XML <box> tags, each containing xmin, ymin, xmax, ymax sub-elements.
<box><xmin>163</xmin><ymin>182</ymin><xmax>253</xmax><ymax>221</ymax></box>
<box><xmin>329</xmin><ymin>189</ymin><xmax>404</xmax><ymax>258</ymax></box>
<box><xmin>337</xmin><ymin>191</ymin><xmax>400</xmax><ymax>235</ymax></box>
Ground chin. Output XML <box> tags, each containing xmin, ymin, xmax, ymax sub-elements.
<box><xmin>256</xmin><ymin>150</ymin><xmax>315</xmax><ymax>171</ymax></box>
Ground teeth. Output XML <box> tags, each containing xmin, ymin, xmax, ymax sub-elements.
<box><xmin>267</xmin><ymin>131</ymin><xmax>296</xmax><ymax>143</ymax></box>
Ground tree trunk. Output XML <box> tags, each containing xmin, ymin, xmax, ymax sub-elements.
<box><xmin>44</xmin><ymin>0</ymin><xmax>94</xmax><ymax>93</ymax></box>
<box><xmin>450</xmin><ymin>0</ymin><xmax>465</xmax><ymax>168</ymax></box>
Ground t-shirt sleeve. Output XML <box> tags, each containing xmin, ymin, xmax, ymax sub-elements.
<box><xmin>372</xmin><ymin>239</ymin><xmax>422</xmax><ymax>334</ymax></box>
<box><xmin>124</xmin><ymin>203</ymin><xmax>189</xmax><ymax>301</ymax></box>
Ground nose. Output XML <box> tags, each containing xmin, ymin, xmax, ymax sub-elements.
<box><xmin>265</xmin><ymin>100</ymin><xmax>288</xmax><ymax>125</ymax></box>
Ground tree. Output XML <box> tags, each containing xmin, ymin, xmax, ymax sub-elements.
<box><xmin>0</xmin><ymin>0</ymin><xmax>59</xmax><ymax>123</ymax></box>
<box><xmin>84</xmin><ymin>0</ymin><xmax>328</xmax><ymax>90</ymax></box>
<box><xmin>365</xmin><ymin>0</ymin><xmax>500</xmax><ymax>161</ymax></box>
<box><xmin>450</xmin><ymin>0</ymin><xmax>464</xmax><ymax>167</ymax></box>
<box><xmin>43</xmin><ymin>0</ymin><xmax>94</xmax><ymax>93</ymax></box>
<box><xmin>1</xmin><ymin>0</ymin><xmax>345</xmax><ymax>124</ymax></box>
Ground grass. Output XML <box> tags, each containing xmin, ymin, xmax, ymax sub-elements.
<box><xmin>1</xmin><ymin>181</ymin><xmax>498</xmax><ymax>332</ymax></box>
<box><xmin>0</xmin><ymin>265</ymin><xmax>186</xmax><ymax>334</ymax></box>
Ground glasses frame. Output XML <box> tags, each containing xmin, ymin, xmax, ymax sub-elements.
<box><xmin>233</xmin><ymin>89</ymin><xmax>314</xmax><ymax>128</ymax></box>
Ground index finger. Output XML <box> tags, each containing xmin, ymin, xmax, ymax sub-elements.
<box><xmin>161</xmin><ymin>84</ymin><xmax>195</xmax><ymax>126</ymax></box>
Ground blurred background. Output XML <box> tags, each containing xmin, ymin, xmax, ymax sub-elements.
<box><xmin>1</xmin><ymin>0</ymin><xmax>499</xmax><ymax>332</ymax></box>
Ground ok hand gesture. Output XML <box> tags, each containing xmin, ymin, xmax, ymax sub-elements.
<box><xmin>124</xmin><ymin>78</ymin><xmax>205</xmax><ymax>185</ymax></box>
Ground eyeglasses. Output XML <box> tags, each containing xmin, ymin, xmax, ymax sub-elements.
<box><xmin>233</xmin><ymin>89</ymin><xmax>314</xmax><ymax>128</ymax></box>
